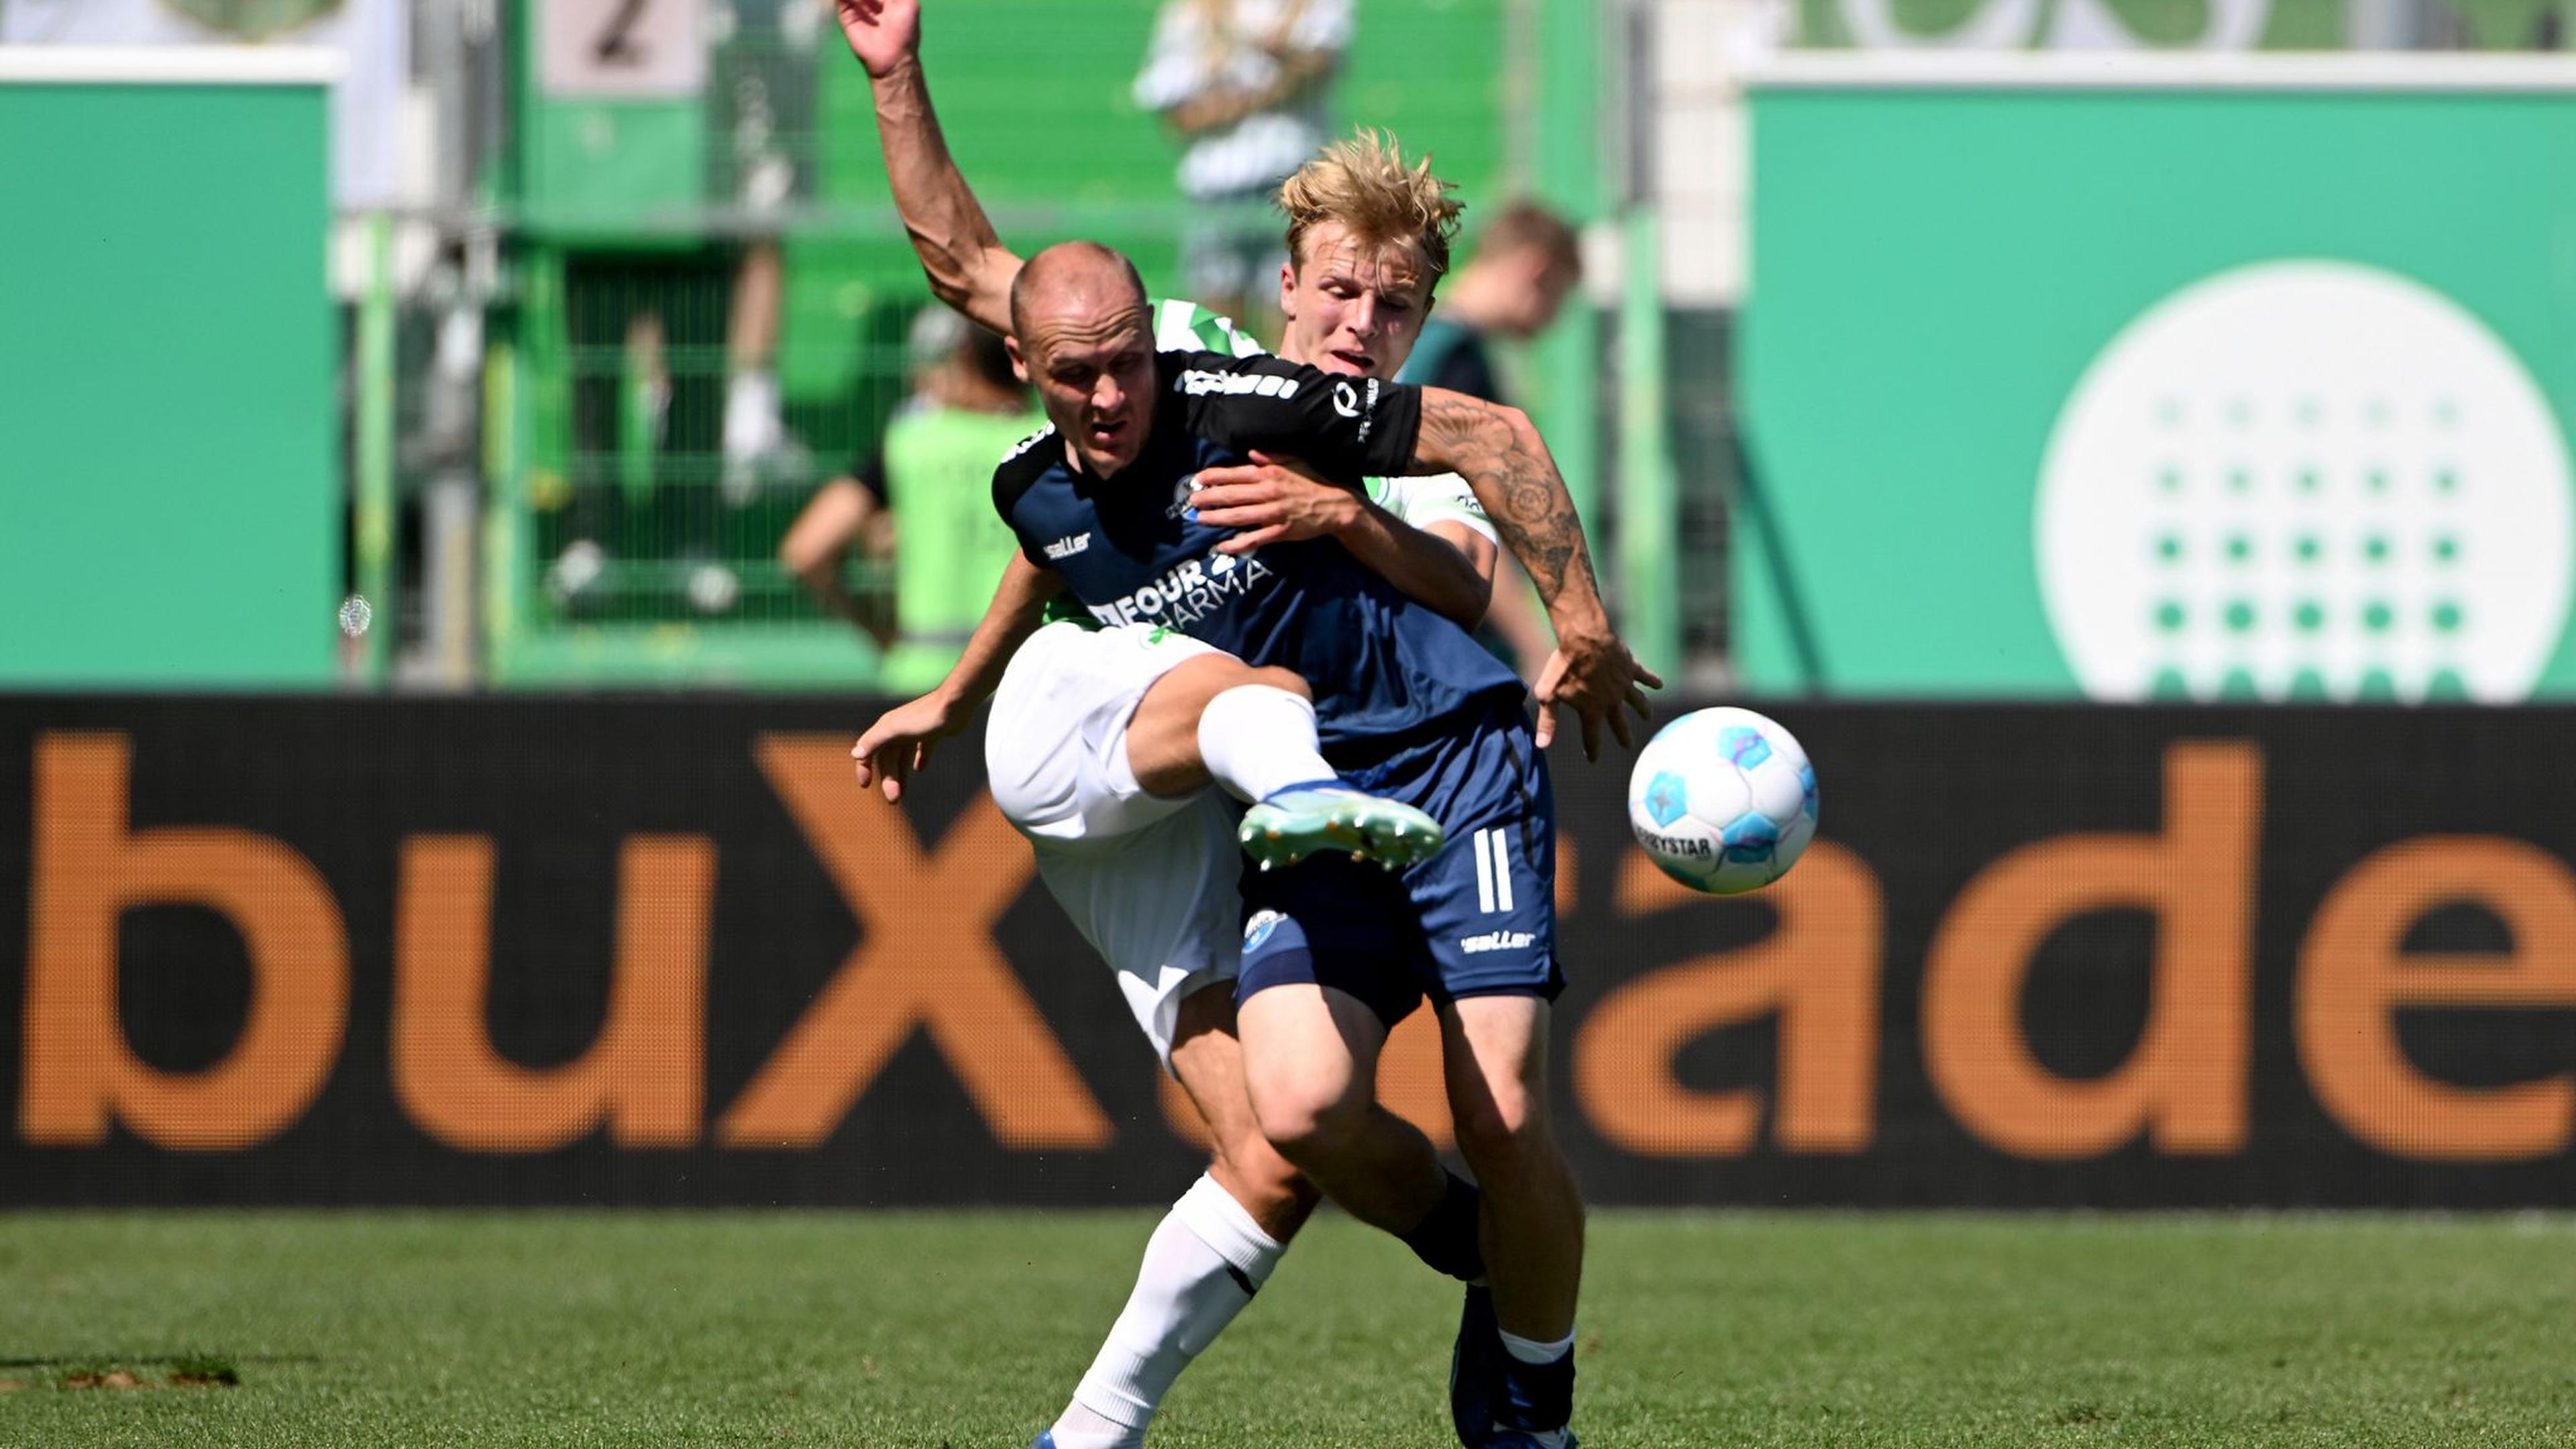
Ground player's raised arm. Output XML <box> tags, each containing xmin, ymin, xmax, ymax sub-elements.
<box><xmin>835</xmin><ymin>0</ymin><xmax>1022</xmax><ymax>336</ymax></box>
<box><xmin>851</xmin><ymin>551</ymin><xmax>1063</xmax><ymax>802</ymax></box>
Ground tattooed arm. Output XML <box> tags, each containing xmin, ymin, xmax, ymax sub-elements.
<box><xmin>1179</xmin><ymin>353</ymin><xmax>1660</xmax><ymax>757</ymax></box>
<box><xmin>1407</xmin><ymin>389</ymin><xmax>1660</xmax><ymax>758</ymax></box>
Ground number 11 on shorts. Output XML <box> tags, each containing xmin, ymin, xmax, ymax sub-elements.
<box><xmin>1472</xmin><ymin>827</ymin><xmax>1515</xmax><ymax>914</ymax></box>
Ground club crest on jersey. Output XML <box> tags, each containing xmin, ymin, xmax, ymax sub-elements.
<box><xmin>1167</xmin><ymin>473</ymin><xmax>1201</xmax><ymax>520</ymax></box>
<box><xmin>1084</xmin><ymin>551</ymin><xmax>1274</xmax><ymax>629</ymax></box>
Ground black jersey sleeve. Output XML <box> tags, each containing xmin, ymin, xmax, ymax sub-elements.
<box><xmin>1165</xmin><ymin>350</ymin><xmax>1424</xmax><ymax>481</ymax></box>
<box><xmin>989</xmin><ymin>423</ymin><xmax>1061</xmax><ymax>565</ymax></box>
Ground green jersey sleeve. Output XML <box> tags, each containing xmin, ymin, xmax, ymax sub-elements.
<box><xmin>1150</xmin><ymin>297</ymin><xmax>1265</xmax><ymax>358</ymax></box>
<box><xmin>1365</xmin><ymin>472</ymin><xmax>1498</xmax><ymax>544</ymax></box>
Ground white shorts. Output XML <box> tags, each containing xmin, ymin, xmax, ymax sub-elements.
<box><xmin>987</xmin><ymin>620</ymin><xmax>1244</xmax><ymax>1063</ymax></box>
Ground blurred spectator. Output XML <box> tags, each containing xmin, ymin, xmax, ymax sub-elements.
<box><xmin>1398</xmin><ymin>199</ymin><xmax>1585</xmax><ymax>680</ymax></box>
<box><xmin>1134</xmin><ymin>0</ymin><xmax>1354</xmax><ymax>329</ymax></box>
<box><xmin>780</xmin><ymin>307</ymin><xmax>1040</xmax><ymax>692</ymax></box>
<box><xmin>720</xmin><ymin>0</ymin><xmax>830</xmax><ymax>502</ymax></box>
<box><xmin>1403</xmin><ymin>200</ymin><xmax>1582</xmax><ymax>400</ymax></box>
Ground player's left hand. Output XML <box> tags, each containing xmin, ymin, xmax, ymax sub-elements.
<box><xmin>1192</xmin><ymin>451</ymin><xmax>1364</xmax><ymax>553</ymax></box>
<box><xmin>834</xmin><ymin>0</ymin><xmax>920</xmax><ymax>78</ymax></box>
<box><xmin>1534</xmin><ymin>627</ymin><xmax>1662</xmax><ymax>761</ymax></box>
<box><xmin>851</xmin><ymin>692</ymin><xmax>963</xmax><ymax>803</ymax></box>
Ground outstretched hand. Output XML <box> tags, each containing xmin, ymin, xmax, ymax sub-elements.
<box><xmin>835</xmin><ymin>0</ymin><xmax>920</xmax><ymax>77</ymax></box>
<box><xmin>1532</xmin><ymin>630</ymin><xmax>1662</xmax><ymax>761</ymax></box>
<box><xmin>851</xmin><ymin>691</ymin><xmax>964</xmax><ymax>802</ymax></box>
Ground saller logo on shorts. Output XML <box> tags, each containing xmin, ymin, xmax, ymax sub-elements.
<box><xmin>1043</xmin><ymin>532</ymin><xmax>1091</xmax><ymax>559</ymax></box>
<box><xmin>1177</xmin><ymin>370</ymin><xmax>1299</xmax><ymax>400</ymax></box>
<box><xmin>1458</xmin><ymin>930</ymin><xmax>1537</xmax><ymax>954</ymax></box>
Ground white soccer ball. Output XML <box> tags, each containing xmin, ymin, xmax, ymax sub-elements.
<box><xmin>1626</xmin><ymin>706</ymin><xmax>1818</xmax><ymax>895</ymax></box>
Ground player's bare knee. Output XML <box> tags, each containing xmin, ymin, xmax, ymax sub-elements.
<box><xmin>1449</xmin><ymin>1084</ymin><xmax>1552</xmax><ymax>1177</ymax></box>
<box><xmin>1210</xmin><ymin>1133</ymin><xmax>1320</xmax><ymax>1228</ymax></box>
<box><xmin>1247</xmin><ymin>1077</ymin><xmax>1368</xmax><ymax>1167</ymax></box>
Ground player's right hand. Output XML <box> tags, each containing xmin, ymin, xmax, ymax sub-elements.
<box><xmin>835</xmin><ymin>0</ymin><xmax>920</xmax><ymax>78</ymax></box>
<box><xmin>1533</xmin><ymin>628</ymin><xmax>1661</xmax><ymax>762</ymax></box>
<box><xmin>851</xmin><ymin>692</ymin><xmax>961</xmax><ymax>803</ymax></box>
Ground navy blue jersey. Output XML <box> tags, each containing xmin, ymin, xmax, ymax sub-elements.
<box><xmin>992</xmin><ymin>349</ymin><xmax>1523</xmax><ymax>752</ymax></box>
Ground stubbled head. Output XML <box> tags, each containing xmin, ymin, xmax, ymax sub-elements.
<box><xmin>1008</xmin><ymin>242</ymin><xmax>1156</xmax><ymax>475</ymax></box>
<box><xmin>1275</xmin><ymin>129</ymin><xmax>1463</xmax><ymax>378</ymax></box>
<box><xmin>1462</xmin><ymin>200</ymin><xmax>1583</xmax><ymax>339</ymax></box>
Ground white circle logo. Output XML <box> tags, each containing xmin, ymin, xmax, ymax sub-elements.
<box><xmin>2036</xmin><ymin>260</ymin><xmax>2572</xmax><ymax>703</ymax></box>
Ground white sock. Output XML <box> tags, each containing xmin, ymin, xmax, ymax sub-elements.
<box><xmin>1498</xmin><ymin>1325</ymin><xmax>1576</xmax><ymax>1364</ymax></box>
<box><xmin>722</xmin><ymin>368</ymin><xmax>781</xmax><ymax>460</ymax></box>
<box><xmin>1193</xmin><ymin>684</ymin><xmax>1336</xmax><ymax>804</ymax></box>
<box><xmin>1055</xmin><ymin>1175</ymin><xmax>1286</xmax><ymax>1449</ymax></box>
<box><xmin>1495</xmin><ymin>1325</ymin><xmax>1577</xmax><ymax>1448</ymax></box>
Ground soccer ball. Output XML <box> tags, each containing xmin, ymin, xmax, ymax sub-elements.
<box><xmin>1627</xmin><ymin>707</ymin><xmax>1818</xmax><ymax>895</ymax></box>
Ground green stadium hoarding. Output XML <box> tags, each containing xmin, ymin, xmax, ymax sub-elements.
<box><xmin>0</xmin><ymin>48</ymin><xmax>339</xmax><ymax>688</ymax></box>
<box><xmin>1737</xmin><ymin>54</ymin><xmax>2576</xmax><ymax>701</ymax></box>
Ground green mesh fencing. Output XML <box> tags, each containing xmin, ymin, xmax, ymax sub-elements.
<box><xmin>491</xmin><ymin>0</ymin><xmax>1515</xmax><ymax>688</ymax></box>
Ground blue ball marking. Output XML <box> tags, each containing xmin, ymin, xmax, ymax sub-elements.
<box><xmin>1717</xmin><ymin>725</ymin><xmax>1772</xmax><ymax>771</ymax></box>
<box><xmin>1644</xmin><ymin>771</ymin><xmax>1690</xmax><ymax>828</ymax></box>
<box><xmin>1720</xmin><ymin>814</ymin><xmax>1780</xmax><ymax>864</ymax></box>
<box><xmin>1798</xmin><ymin>763</ymin><xmax>1819</xmax><ymax>818</ymax></box>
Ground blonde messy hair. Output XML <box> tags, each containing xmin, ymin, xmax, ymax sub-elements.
<box><xmin>1277</xmin><ymin>129</ymin><xmax>1466</xmax><ymax>284</ymax></box>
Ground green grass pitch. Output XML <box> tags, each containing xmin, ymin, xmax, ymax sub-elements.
<box><xmin>2</xmin><ymin>1210</ymin><xmax>2571</xmax><ymax>1446</ymax></box>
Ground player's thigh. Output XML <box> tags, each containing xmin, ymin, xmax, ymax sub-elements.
<box><xmin>1437</xmin><ymin>992</ymin><xmax>1558</xmax><ymax>1157</ymax></box>
<box><xmin>1234</xmin><ymin>981</ymin><xmax>1397</xmax><ymax>1144</ymax></box>
<box><xmin>1124</xmin><ymin>654</ymin><xmax>1310</xmax><ymax>799</ymax></box>
<box><xmin>985</xmin><ymin>621</ymin><xmax>1226</xmax><ymax>842</ymax></box>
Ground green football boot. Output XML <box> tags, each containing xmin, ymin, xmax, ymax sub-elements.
<box><xmin>1238</xmin><ymin>782</ymin><xmax>1445</xmax><ymax>873</ymax></box>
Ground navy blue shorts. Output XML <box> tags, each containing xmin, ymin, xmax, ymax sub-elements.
<box><xmin>1237</xmin><ymin>699</ymin><xmax>1562</xmax><ymax>1026</ymax></box>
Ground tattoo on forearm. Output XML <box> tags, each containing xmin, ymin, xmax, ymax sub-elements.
<box><xmin>1417</xmin><ymin>395</ymin><xmax>1599</xmax><ymax>614</ymax></box>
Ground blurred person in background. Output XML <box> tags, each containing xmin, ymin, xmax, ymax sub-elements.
<box><xmin>779</xmin><ymin>305</ymin><xmax>1040</xmax><ymax>692</ymax></box>
<box><xmin>1398</xmin><ymin>201</ymin><xmax>1585</xmax><ymax>681</ymax></box>
<box><xmin>720</xmin><ymin>0</ymin><xmax>833</xmax><ymax>501</ymax></box>
<box><xmin>1133</xmin><ymin>0</ymin><xmax>1354</xmax><ymax>334</ymax></box>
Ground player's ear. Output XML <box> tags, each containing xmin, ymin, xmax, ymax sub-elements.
<box><xmin>1005</xmin><ymin>335</ymin><xmax>1030</xmax><ymax>385</ymax></box>
<box><xmin>1277</xmin><ymin>255</ymin><xmax>1299</xmax><ymax>320</ymax></box>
